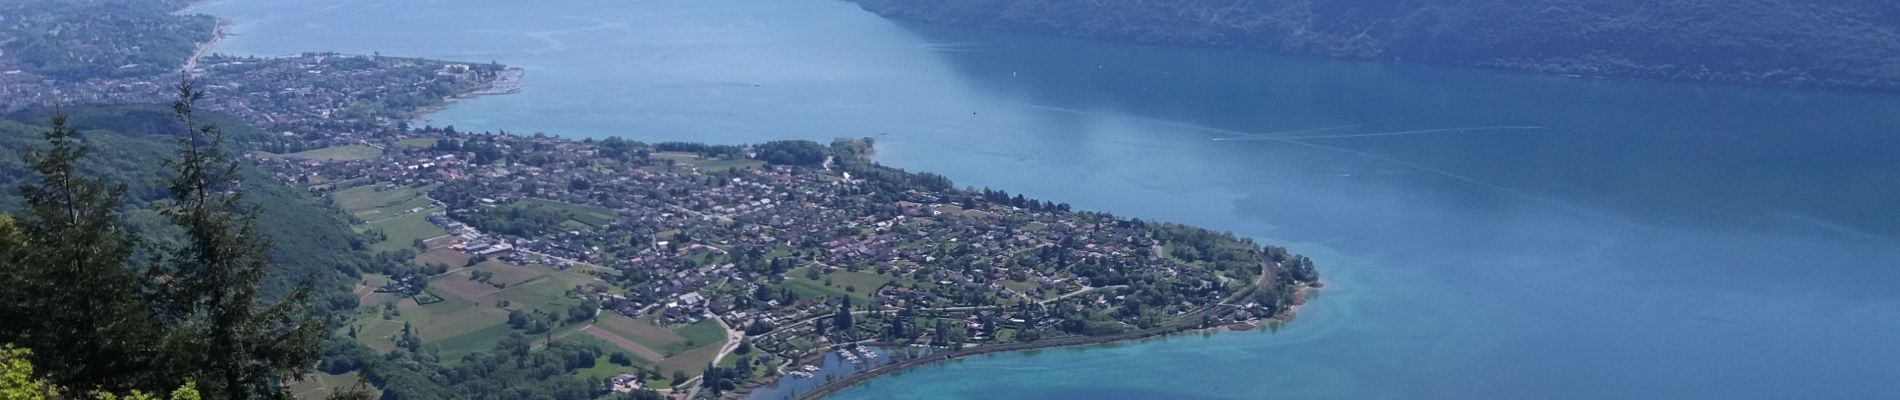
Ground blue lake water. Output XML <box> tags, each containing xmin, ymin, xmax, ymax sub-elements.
<box><xmin>194</xmin><ymin>0</ymin><xmax>1900</xmax><ymax>398</ymax></box>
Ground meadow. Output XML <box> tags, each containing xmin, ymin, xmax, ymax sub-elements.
<box><xmin>279</xmin><ymin>144</ymin><xmax>383</xmax><ymax>161</ymax></box>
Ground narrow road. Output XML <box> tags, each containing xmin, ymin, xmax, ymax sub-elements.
<box><xmin>684</xmin><ymin>313</ymin><xmax>746</xmax><ymax>400</ymax></box>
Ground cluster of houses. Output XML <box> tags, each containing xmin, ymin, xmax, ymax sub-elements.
<box><xmin>251</xmin><ymin>127</ymin><xmax>1266</xmax><ymax>376</ymax></box>
<box><xmin>3</xmin><ymin>52</ymin><xmax>505</xmax><ymax>157</ymax></box>
<box><xmin>5</xmin><ymin>23</ymin><xmax>1295</xmax><ymax>391</ymax></box>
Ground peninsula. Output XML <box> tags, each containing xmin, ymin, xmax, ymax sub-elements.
<box><xmin>0</xmin><ymin>1</ymin><xmax>1316</xmax><ymax>399</ymax></box>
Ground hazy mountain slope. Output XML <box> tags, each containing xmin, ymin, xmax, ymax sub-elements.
<box><xmin>850</xmin><ymin>0</ymin><xmax>1900</xmax><ymax>90</ymax></box>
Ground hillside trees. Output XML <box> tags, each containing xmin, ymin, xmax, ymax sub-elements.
<box><xmin>0</xmin><ymin>85</ymin><xmax>328</xmax><ymax>399</ymax></box>
<box><xmin>148</xmin><ymin>83</ymin><xmax>324</xmax><ymax>399</ymax></box>
<box><xmin>0</xmin><ymin>115</ymin><xmax>168</xmax><ymax>393</ymax></box>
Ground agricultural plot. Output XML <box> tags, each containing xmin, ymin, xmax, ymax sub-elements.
<box><xmin>331</xmin><ymin>183</ymin><xmax>438</xmax><ymax>219</ymax></box>
<box><xmin>396</xmin><ymin>138</ymin><xmax>439</xmax><ymax>149</ymax></box>
<box><xmin>779</xmin><ymin>278</ymin><xmax>862</xmax><ymax>304</ymax></box>
<box><xmin>776</xmin><ymin>269</ymin><xmax>906</xmax><ymax>304</ymax></box>
<box><xmin>823</xmin><ymin>270</ymin><xmax>900</xmax><ymax>291</ymax></box>
<box><xmin>364</xmin><ymin>209</ymin><xmax>448</xmax><ymax>254</ymax></box>
<box><xmin>431</xmin><ymin>272</ymin><xmax>509</xmax><ymax>300</ymax></box>
<box><xmin>466</xmin><ymin>260</ymin><xmax>557</xmax><ymax>286</ymax></box>
<box><xmin>348</xmin><ymin>319</ymin><xmax>404</xmax><ymax>353</ymax></box>
<box><xmin>414</xmin><ymin>248</ymin><xmax>471</xmax><ymax>269</ymax></box>
<box><xmin>282</xmin><ymin>144</ymin><xmax>383</xmax><ymax>161</ymax></box>
<box><xmin>430</xmin><ymin>323</ymin><xmax>516</xmax><ymax>360</ymax></box>
<box><xmin>587</xmin><ymin>313</ymin><xmax>728</xmax><ymax>376</ymax></box>
<box><xmin>513</xmin><ymin>198</ymin><xmax>618</xmax><ymax>228</ymax></box>
<box><xmin>648</xmin><ymin>151</ymin><xmax>764</xmax><ymax>172</ymax></box>
<box><xmin>655</xmin><ymin>338</ymin><xmax>724</xmax><ymax>376</ymax></box>
<box><xmin>343</xmin><ymin>262</ymin><xmax>603</xmax><ymax>359</ymax></box>
<box><xmin>566</xmin><ymin>334</ymin><xmax>650</xmax><ymax>381</ymax></box>
<box><xmin>331</xmin><ymin>183</ymin><xmax>446</xmax><ymax>254</ymax></box>
<box><xmin>690</xmin><ymin>157</ymin><xmax>765</xmax><ymax>172</ymax></box>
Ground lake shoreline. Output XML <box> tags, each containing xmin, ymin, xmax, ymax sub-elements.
<box><xmin>759</xmin><ymin>283</ymin><xmax>1319</xmax><ymax>400</ymax></box>
<box><xmin>406</xmin><ymin>66</ymin><xmax>525</xmax><ymax>123</ymax></box>
<box><xmin>180</xmin><ymin>1</ymin><xmax>527</xmax><ymax>128</ymax></box>
<box><xmin>182</xmin><ymin>17</ymin><xmax>229</xmax><ymax>74</ymax></box>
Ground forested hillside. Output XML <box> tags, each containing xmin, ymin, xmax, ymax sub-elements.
<box><xmin>850</xmin><ymin>0</ymin><xmax>1900</xmax><ymax>91</ymax></box>
<box><xmin>0</xmin><ymin>106</ymin><xmax>366</xmax><ymax>311</ymax></box>
<box><xmin>2</xmin><ymin>105</ymin><xmax>653</xmax><ymax>399</ymax></box>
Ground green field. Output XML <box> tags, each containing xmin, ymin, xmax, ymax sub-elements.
<box><xmin>365</xmin><ymin>208</ymin><xmax>448</xmax><ymax>254</ymax></box>
<box><xmin>396</xmin><ymin>138</ymin><xmax>439</xmax><ymax>149</ymax></box>
<box><xmin>283</xmin><ymin>144</ymin><xmax>383</xmax><ymax>161</ymax></box>
<box><xmin>779</xmin><ymin>278</ymin><xmax>865</xmax><ymax>305</ymax></box>
<box><xmin>344</xmin><ymin>263</ymin><xmax>601</xmax><ymax>359</ymax></box>
<box><xmin>513</xmin><ymin>198</ymin><xmax>618</xmax><ymax>227</ymax></box>
<box><xmin>824</xmin><ymin>270</ymin><xmax>900</xmax><ymax>291</ymax></box>
<box><xmin>586</xmin><ymin>314</ymin><xmax>728</xmax><ymax>376</ymax></box>
<box><xmin>331</xmin><ymin>183</ymin><xmax>438</xmax><ymax>219</ymax></box>
<box><xmin>348</xmin><ymin>319</ymin><xmax>405</xmax><ymax>353</ymax></box>
<box><xmin>431</xmin><ymin>323</ymin><xmax>521</xmax><ymax>361</ymax></box>
<box><xmin>716</xmin><ymin>350</ymin><xmax>771</xmax><ymax>381</ymax></box>
<box><xmin>664</xmin><ymin>319</ymin><xmax>727</xmax><ymax>354</ymax></box>
<box><xmin>649</xmin><ymin>151</ymin><xmax>765</xmax><ymax>172</ymax></box>
<box><xmin>414</xmin><ymin>248</ymin><xmax>471</xmax><ymax>269</ymax></box>
<box><xmin>565</xmin><ymin>334</ymin><xmax>653</xmax><ymax>382</ymax></box>
<box><xmin>331</xmin><ymin>183</ymin><xmax>445</xmax><ymax>254</ymax></box>
<box><xmin>777</xmin><ymin>270</ymin><xmax>900</xmax><ymax>304</ymax></box>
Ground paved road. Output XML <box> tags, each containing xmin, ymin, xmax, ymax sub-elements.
<box><xmin>683</xmin><ymin>313</ymin><xmax>747</xmax><ymax>400</ymax></box>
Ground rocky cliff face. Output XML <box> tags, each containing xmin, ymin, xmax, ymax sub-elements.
<box><xmin>851</xmin><ymin>0</ymin><xmax>1900</xmax><ymax>91</ymax></box>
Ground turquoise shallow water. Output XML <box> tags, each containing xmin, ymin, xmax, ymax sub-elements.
<box><xmin>194</xmin><ymin>0</ymin><xmax>1900</xmax><ymax>398</ymax></box>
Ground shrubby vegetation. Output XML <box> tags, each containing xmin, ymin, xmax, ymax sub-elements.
<box><xmin>752</xmin><ymin>140</ymin><xmax>829</xmax><ymax>166</ymax></box>
<box><xmin>852</xmin><ymin>0</ymin><xmax>1900</xmax><ymax>90</ymax></box>
<box><xmin>0</xmin><ymin>345</ymin><xmax>204</xmax><ymax>400</ymax></box>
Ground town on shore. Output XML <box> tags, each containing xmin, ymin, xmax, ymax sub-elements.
<box><xmin>1</xmin><ymin>11</ymin><xmax>1317</xmax><ymax>400</ymax></box>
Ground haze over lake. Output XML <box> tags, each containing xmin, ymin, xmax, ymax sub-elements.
<box><xmin>196</xmin><ymin>0</ymin><xmax>1900</xmax><ymax>398</ymax></box>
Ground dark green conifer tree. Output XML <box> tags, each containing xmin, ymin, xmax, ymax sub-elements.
<box><xmin>0</xmin><ymin>114</ymin><xmax>166</xmax><ymax>392</ymax></box>
<box><xmin>150</xmin><ymin>83</ymin><xmax>323</xmax><ymax>400</ymax></box>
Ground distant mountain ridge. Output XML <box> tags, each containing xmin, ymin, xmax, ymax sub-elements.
<box><xmin>849</xmin><ymin>0</ymin><xmax>1900</xmax><ymax>91</ymax></box>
